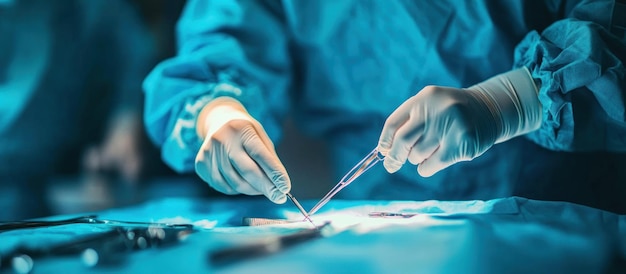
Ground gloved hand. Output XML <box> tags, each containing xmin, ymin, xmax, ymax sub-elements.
<box><xmin>378</xmin><ymin>67</ymin><xmax>542</xmax><ymax>177</ymax></box>
<box><xmin>194</xmin><ymin>97</ymin><xmax>290</xmax><ymax>203</ymax></box>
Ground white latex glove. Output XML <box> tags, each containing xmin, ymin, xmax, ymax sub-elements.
<box><xmin>378</xmin><ymin>67</ymin><xmax>542</xmax><ymax>177</ymax></box>
<box><xmin>194</xmin><ymin>97</ymin><xmax>290</xmax><ymax>203</ymax></box>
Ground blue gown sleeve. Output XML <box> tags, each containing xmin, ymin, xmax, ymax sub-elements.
<box><xmin>142</xmin><ymin>0</ymin><xmax>292</xmax><ymax>172</ymax></box>
<box><xmin>514</xmin><ymin>0</ymin><xmax>626</xmax><ymax>152</ymax></box>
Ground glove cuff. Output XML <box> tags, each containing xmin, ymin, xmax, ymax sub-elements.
<box><xmin>468</xmin><ymin>67</ymin><xmax>542</xmax><ymax>143</ymax></box>
<box><xmin>196</xmin><ymin>96</ymin><xmax>253</xmax><ymax>139</ymax></box>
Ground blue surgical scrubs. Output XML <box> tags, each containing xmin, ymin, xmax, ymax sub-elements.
<box><xmin>143</xmin><ymin>0</ymin><xmax>626</xmax><ymax>212</ymax></box>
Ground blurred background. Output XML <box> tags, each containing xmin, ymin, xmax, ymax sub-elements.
<box><xmin>0</xmin><ymin>0</ymin><xmax>331</xmax><ymax>221</ymax></box>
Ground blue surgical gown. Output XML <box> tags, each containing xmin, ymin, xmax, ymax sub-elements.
<box><xmin>0</xmin><ymin>0</ymin><xmax>154</xmax><ymax>219</ymax></box>
<box><xmin>143</xmin><ymin>0</ymin><xmax>626</xmax><ymax>213</ymax></box>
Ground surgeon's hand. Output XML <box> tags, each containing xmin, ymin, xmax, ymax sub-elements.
<box><xmin>194</xmin><ymin>97</ymin><xmax>291</xmax><ymax>204</ymax></box>
<box><xmin>378</xmin><ymin>67</ymin><xmax>542</xmax><ymax>177</ymax></box>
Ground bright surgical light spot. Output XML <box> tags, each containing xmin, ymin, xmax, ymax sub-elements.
<box><xmin>81</xmin><ymin>248</ymin><xmax>99</xmax><ymax>268</ymax></box>
<box><xmin>12</xmin><ymin>255</ymin><xmax>33</xmax><ymax>274</ymax></box>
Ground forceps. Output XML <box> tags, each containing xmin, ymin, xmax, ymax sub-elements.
<box><xmin>308</xmin><ymin>148</ymin><xmax>384</xmax><ymax>216</ymax></box>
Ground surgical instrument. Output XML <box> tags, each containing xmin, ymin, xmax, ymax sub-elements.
<box><xmin>286</xmin><ymin>193</ymin><xmax>316</xmax><ymax>227</ymax></box>
<box><xmin>242</xmin><ymin>218</ymin><xmax>295</xmax><ymax>226</ymax></box>
<box><xmin>308</xmin><ymin>147</ymin><xmax>384</xmax><ymax>216</ymax></box>
<box><xmin>0</xmin><ymin>224</ymin><xmax>195</xmax><ymax>272</ymax></box>
<box><xmin>368</xmin><ymin>212</ymin><xmax>418</xmax><ymax>218</ymax></box>
<box><xmin>0</xmin><ymin>215</ymin><xmax>194</xmax><ymax>233</ymax></box>
<box><xmin>209</xmin><ymin>222</ymin><xmax>331</xmax><ymax>267</ymax></box>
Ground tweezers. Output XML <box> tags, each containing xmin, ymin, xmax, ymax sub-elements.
<box><xmin>0</xmin><ymin>215</ymin><xmax>194</xmax><ymax>233</ymax></box>
<box><xmin>307</xmin><ymin>148</ymin><xmax>384</xmax><ymax>215</ymax></box>
<box><xmin>286</xmin><ymin>193</ymin><xmax>316</xmax><ymax>227</ymax></box>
